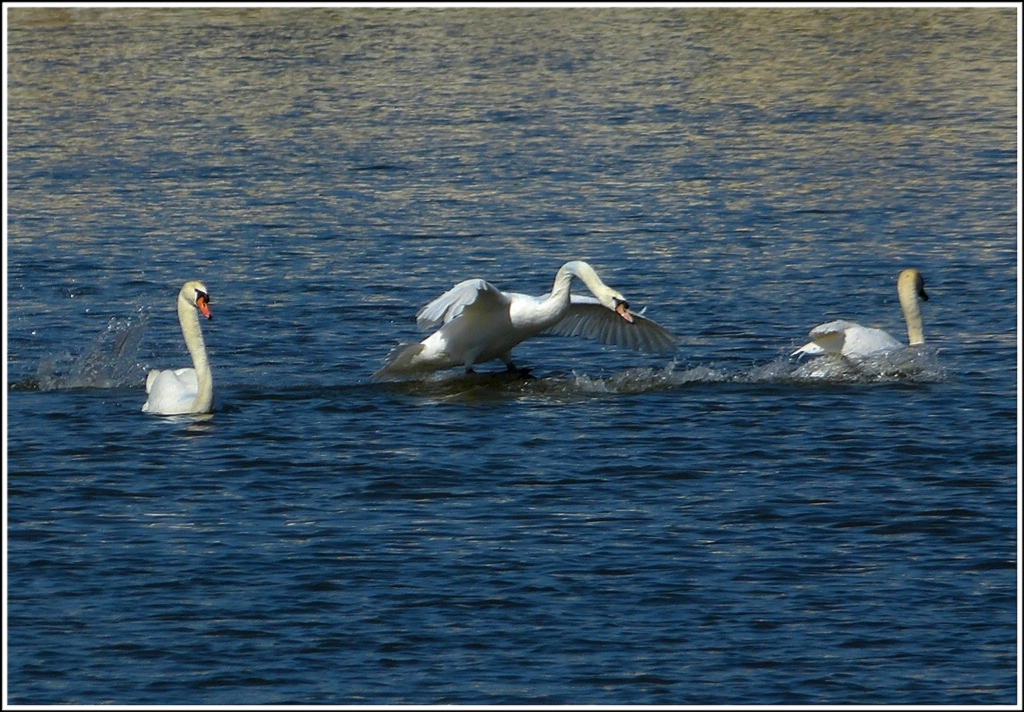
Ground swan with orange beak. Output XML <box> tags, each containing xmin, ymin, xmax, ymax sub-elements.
<box><xmin>374</xmin><ymin>260</ymin><xmax>676</xmax><ymax>379</ymax></box>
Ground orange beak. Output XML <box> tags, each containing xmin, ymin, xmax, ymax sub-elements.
<box><xmin>197</xmin><ymin>294</ymin><xmax>213</xmax><ymax>320</ymax></box>
<box><xmin>615</xmin><ymin>301</ymin><xmax>634</xmax><ymax>323</ymax></box>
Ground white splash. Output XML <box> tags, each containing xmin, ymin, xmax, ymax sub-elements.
<box><xmin>30</xmin><ymin>310</ymin><xmax>150</xmax><ymax>390</ymax></box>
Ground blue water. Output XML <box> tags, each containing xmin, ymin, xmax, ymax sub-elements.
<box><xmin>5</xmin><ymin>7</ymin><xmax>1019</xmax><ymax>705</ymax></box>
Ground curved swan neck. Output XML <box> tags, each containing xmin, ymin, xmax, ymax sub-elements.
<box><xmin>554</xmin><ymin>260</ymin><xmax>613</xmax><ymax>301</ymax></box>
<box><xmin>178</xmin><ymin>291</ymin><xmax>213</xmax><ymax>412</ymax></box>
<box><xmin>898</xmin><ymin>270</ymin><xmax>926</xmax><ymax>345</ymax></box>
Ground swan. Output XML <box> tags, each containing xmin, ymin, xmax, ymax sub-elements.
<box><xmin>374</xmin><ymin>260</ymin><xmax>677</xmax><ymax>379</ymax></box>
<box><xmin>142</xmin><ymin>280</ymin><xmax>214</xmax><ymax>415</ymax></box>
<box><xmin>792</xmin><ymin>268</ymin><xmax>929</xmax><ymax>360</ymax></box>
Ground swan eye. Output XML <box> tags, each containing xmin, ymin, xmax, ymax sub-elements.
<box><xmin>613</xmin><ymin>297</ymin><xmax>629</xmax><ymax>311</ymax></box>
<box><xmin>194</xmin><ymin>290</ymin><xmax>213</xmax><ymax>319</ymax></box>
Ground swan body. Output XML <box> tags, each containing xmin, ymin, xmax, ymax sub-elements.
<box><xmin>374</xmin><ymin>260</ymin><xmax>677</xmax><ymax>379</ymax></box>
<box><xmin>792</xmin><ymin>268</ymin><xmax>929</xmax><ymax>359</ymax></box>
<box><xmin>142</xmin><ymin>280</ymin><xmax>214</xmax><ymax>415</ymax></box>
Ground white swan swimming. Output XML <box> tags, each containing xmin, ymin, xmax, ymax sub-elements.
<box><xmin>792</xmin><ymin>268</ymin><xmax>929</xmax><ymax>360</ymax></box>
<box><xmin>142</xmin><ymin>280</ymin><xmax>214</xmax><ymax>415</ymax></box>
<box><xmin>374</xmin><ymin>260</ymin><xmax>677</xmax><ymax>379</ymax></box>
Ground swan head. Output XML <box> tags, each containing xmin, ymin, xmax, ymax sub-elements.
<box><xmin>180</xmin><ymin>280</ymin><xmax>213</xmax><ymax>319</ymax></box>
<box><xmin>563</xmin><ymin>261</ymin><xmax>635</xmax><ymax>323</ymax></box>
<box><xmin>898</xmin><ymin>268</ymin><xmax>928</xmax><ymax>303</ymax></box>
<box><xmin>611</xmin><ymin>295</ymin><xmax>634</xmax><ymax>323</ymax></box>
<box><xmin>590</xmin><ymin>282</ymin><xmax>634</xmax><ymax>323</ymax></box>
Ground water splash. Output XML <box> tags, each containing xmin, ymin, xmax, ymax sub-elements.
<box><xmin>380</xmin><ymin>349</ymin><xmax>945</xmax><ymax>402</ymax></box>
<box><xmin>563</xmin><ymin>348</ymin><xmax>945</xmax><ymax>394</ymax></box>
<box><xmin>19</xmin><ymin>311</ymin><xmax>150</xmax><ymax>391</ymax></box>
<box><xmin>785</xmin><ymin>346</ymin><xmax>946</xmax><ymax>384</ymax></box>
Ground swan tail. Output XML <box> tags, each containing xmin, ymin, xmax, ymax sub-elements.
<box><xmin>373</xmin><ymin>342</ymin><xmax>427</xmax><ymax>380</ymax></box>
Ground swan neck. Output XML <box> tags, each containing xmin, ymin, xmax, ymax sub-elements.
<box><xmin>899</xmin><ymin>281</ymin><xmax>925</xmax><ymax>345</ymax></box>
<box><xmin>557</xmin><ymin>261</ymin><xmax>611</xmax><ymax>300</ymax></box>
<box><xmin>178</xmin><ymin>293</ymin><xmax>214</xmax><ymax>412</ymax></box>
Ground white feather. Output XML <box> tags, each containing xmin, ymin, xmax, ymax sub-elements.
<box><xmin>375</xmin><ymin>261</ymin><xmax>677</xmax><ymax>379</ymax></box>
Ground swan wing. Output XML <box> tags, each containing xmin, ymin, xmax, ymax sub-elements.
<box><xmin>142</xmin><ymin>367</ymin><xmax>199</xmax><ymax>414</ymax></box>
<box><xmin>792</xmin><ymin>319</ymin><xmax>902</xmax><ymax>359</ymax></box>
<box><xmin>544</xmin><ymin>295</ymin><xmax>678</xmax><ymax>355</ymax></box>
<box><xmin>792</xmin><ymin>319</ymin><xmax>855</xmax><ymax>357</ymax></box>
<box><xmin>838</xmin><ymin>324</ymin><xmax>903</xmax><ymax>358</ymax></box>
<box><xmin>415</xmin><ymin>278</ymin><xmax>512</xmax><ymax>330</ymax></box>
<box><xmin>808</xmin><ymin>320</ymin><xmax>859</xmax><ymax>342</ymax></box>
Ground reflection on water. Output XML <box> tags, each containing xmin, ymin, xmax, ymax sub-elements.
<box><xmin>7</xmin><ymin>7</ymin><xmax>1015</xmax><ymax>253</ymax></box>
<box><xmin>7</xmin><ymin>9</ymin><xmax>1015</xmax><ymax>361</ymax></box>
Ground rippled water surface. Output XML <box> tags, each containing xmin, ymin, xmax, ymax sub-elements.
<box><xmin>5</xmin><ymin>7</ymin><xmax>1019</xmax><ymax>705</ymax></box>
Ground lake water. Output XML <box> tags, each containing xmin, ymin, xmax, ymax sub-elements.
<box><xmin>4</xmin><ymin>6</ymin><xmax>1019</xmax><ymax>706</ymax></box>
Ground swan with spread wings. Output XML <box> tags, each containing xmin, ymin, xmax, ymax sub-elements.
<box><xmin>374</xmin><ymin>261</ymin><xmax>677</xmax><ymax>379</ymax></box>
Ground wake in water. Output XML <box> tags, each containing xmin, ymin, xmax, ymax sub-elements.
<box><xmin>379</xmin><ymin>347</ymin><xmax>946</xmax><ymax>400</ymax></box>
<box><xmin>15</xmin><ymin>311</ymin><xmax>150</xmax><ymax>391</ymax></box>
<box><xmin>570</xmin><ymin>348</ymin><xmax>945</xmax><ymax>394</ymax></box>
<box><xmin>12</xmin><ymin>315</ymin><xmax>944</xmax><ymax>397</ymax></box>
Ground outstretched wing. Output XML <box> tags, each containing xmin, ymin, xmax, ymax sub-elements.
<box><xmin>791</xmin><ymin>319</ymin><xmax>855</xmax><ymax>357</ymax></box>
<box><xmin>415</xmin><ymin>279</ymin><xmax>512</xmax><ymax>330</ymax></box>
<box><xmin>544</xmin><ymin>295</ymin><xmax>678</xmax><ymax>355</ymax></box>
<box><xmin>792</xmin><ymin>319</ymin><xmax>903</xmax><ymax>359</ymax></box>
